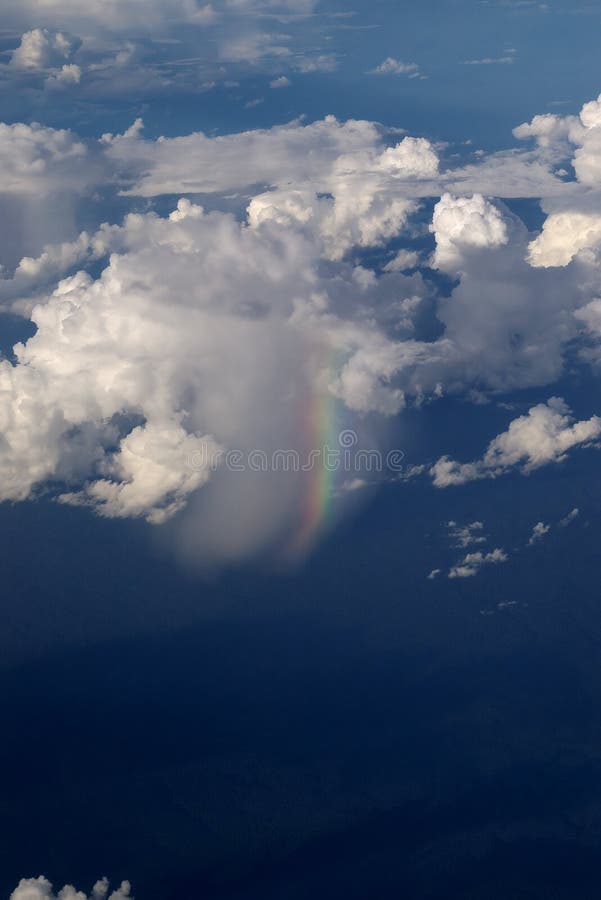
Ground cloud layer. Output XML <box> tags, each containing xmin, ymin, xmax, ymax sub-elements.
<box><xmin>2</xmin><ymin>87</ymin><xmax>601</xmax><ymax>562</ymax></box>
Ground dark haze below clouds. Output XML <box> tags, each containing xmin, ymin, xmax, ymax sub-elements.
<box><xmin>1</xmin><ymin>434</ymin><xmax>601</xmax><ymax>899</ymax></box>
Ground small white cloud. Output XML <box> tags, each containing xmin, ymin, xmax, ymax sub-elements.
<box><xmin>383</xmin><ymin>249</ymin><xmax>420</xmax><ymax>272</ymax></box>
<box><xmin>449</xmin><ymin>548</ymin><xmax>508</xmax><ymax>578</ymax></box>
<box><xmin>559</xmin><ymin>507</ymin><xmax>579</xmax><ymax>527</ymax></box>
<box><xmin>339</xmin><ymin>477</ymin><xmax>368</xmax><ymax>493</ymax></box>
<box><xmin>427</xmin><ymin>568</ymin><xmax>441</xmax><ymax>579</ymax></box>
<box><xmin>462</xmin><ymin>56</ymin><xmax>515</xmax><ymax>65</ymax></box>
<box><xmin>432</xmin><ymin>399</ymin><xmax>601</xmax><ymax>487</ymax></box>
<box><xmin>368</xmin><ymin>57</ymin><xmax>420</xmax><ymax>76</ymax></box>
<box><xmin>448</xmin><ymin>520</ymin><xmax>487</xmax><ymax>548</ymax></box>
<box><xmin>528</xmin><ymin>521</ymin><xmax>550</xmax><ymax>545</ymax></box>
<box><xmin>396</xmin><ymin>463</ymin><xmax>426</xmax><ymax>482</ymax></box>
<box><xmin>294</xmin><ymin>54</ymin><xmax>337</xmax><ymax>73</ymax></box>
<box><xmin>270</xmin><ymin>75</ymin><xmax>291</xmax><ymax>88</ymax></box>
<box><xmin>45</xmin><ymin>63</ymin><xmax>81</xmax><ymax>89</ymax></box>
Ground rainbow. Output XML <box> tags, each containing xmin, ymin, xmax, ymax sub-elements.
<box><xmin>284</xmin><ymin>356</ymin><xmax>343</xmax><ymax>561</ymax></box>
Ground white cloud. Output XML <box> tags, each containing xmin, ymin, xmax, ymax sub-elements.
<box><xmin>528</xmin><ymin>521</ymin><xmax>550</xmax><ymax>544</ymax></box>
<box><xmin>432</xmin><ymin>398</ymin><xmax>601</xmax><ymax>487</ymax></box>
<box><xmin>10</xmin><ymin>28</ymin><xmax>78</xmax><ymax>70</ymax></box>
<box><xmin>4</xmin><ymin>85</ymin><xmax>601</xmax><ymax>562</ymax></box>
<box><xmin>513</xmin><ymin>112</ymin><xmax>582</xmax><ymax>150</ymax></box>
<box><xmin>462</xmin><ymin>56</ymin><xmax>515</xmax><ymax>65</ymax></box>
<box><xmin>368</xmin><ymin>58</ymin><xmax>420</xmax><ymax>76</ymax></box>
<box><xmin>0</xmin><ymin>122</ymin><xmax>100</xmax><ymax>270</ymax></box>
<box><xmin>270</xmin><ymin>75</ymin><xmax>291</xmax><ymax>88</ymax></box>
<box><xmin>448</xmin><ymin>520</ymin><xmax>487</xmax><ymax>548</ymax></box>
<box><xmin>294</xmin><ymin>54</ymin><xmax>337</xmax><ymax>73</ymax></box>
<box><xmin>559</xmin><ymin>507</ymin><xmax>579</xmax><ymax>526</ymax></box>
<box><xmin>430</xmin><ymin>193</ymin><xmax>508</xmax><ymax>271</ymax></box>
<box><xmin>0</xmin><ymin>122</ymin><xmax>89</xmax><ymax>194</ymax></box>
<box><xmin>449</xmin><ymin>548</ymin><xmax>508</xmax><ymax>578</ymax></box>
<box><xmin>45</xmin><ymin>63</ymin><xmax>82</xmax><ymax>88</ymax></box>
<box><xmin>0</xmin><ymin>195</ymin><xmax>430</xmax><ymax>561</ymax></box>
<box><xmin>246</xmin><ymin>134</ymin><xmax>437</xmax><ymax>260</ymax></box>
<box><xmin>528</xmin><ymin>212</ymin><xmax>601</xmax><ymax>267</ymax></box>
<box><xmin>10</xmin><ymin>877</ymin><xmax>131</xmax><ymax>900</ymax></box>
<box><xmin>383</xmin><ymin>249</ymin><xmax>420</xmax><ymax>272</ymax></box>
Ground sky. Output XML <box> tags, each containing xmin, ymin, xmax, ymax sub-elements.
<box><xmin>3</xmin><ymin>1</ymin><xmax>601</xmax><ymax>898</ymax></box>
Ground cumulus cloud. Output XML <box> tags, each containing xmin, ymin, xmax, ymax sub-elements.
<box><xmin>3</xmin><ymin>84</ymin><xmax>601</xmax><ymax>563</ymax></box>
<box><xmin>0</xmin><ymin>191</ymin><xmax>433</xmax><ymax>562</ymax></box>
<box><xmin>103</xmin><ymin>116</ymin><xmax>438</xmax><ymax>199</ymax></box>
<box><xmin>10</xmin><ymin>877</ymin><xmax>131</xmax><ymax>900</ymax></box>
<box><xmin>0</xmin><ymin>122</ymin><xmax>88</xmax><ymax>194</ymax></box>
<box><xmin>45</xmin><ymin>63</ymin><xmax>82</xmax><ymax>88</ymax></box>
<box><xmin>10</xmin><ymin>28</ymin><xmax>79</xmax><ymax>70</ymax></box>
<box><xmin>430</xmin><ymin>193</ymin><xmax>508</xmax><ymax>271</ymax></box>
<box><xmin>432</xmin><ymin>399</ymin><xmax>601</xmax><ymax>487</ymax></box>
<box><xmin>0</xmin><ymin>0</ymin><xmax>323</xmax><ymax>102</ymax></box>
<box><xmin>528</xmin><ymin>212</ymin><xmax>601</xmax><ymax>267</ymax></box>
<box><xmin>0</xmin><ymin>122</ymin><xmax>100</xmax><ymax>268</ymax></box>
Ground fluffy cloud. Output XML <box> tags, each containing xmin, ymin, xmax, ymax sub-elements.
<box><xmin>103</xmin><ymin>117</ymin><xmax>438</xmax><ymax>199</ymax></box>
<box><xmin>432</xmin><ymin>398</ymin><xmax>601</xmax><ymax>487</ymax></box>
<box><xmin>10</xmin><ymin>28</ymin><xmax>78</xmax><ymax>70</ymax></box>
<box><xmin>0</xmin><ymin>122</ymin><xmax>88</xmax><ymax>194</ymax></box>
<box><xmin>103</xmin><ymin>117</ymin><xmax>438</xmax><ymax>262</ymax></box>
<box><xmin>528</xmin><ymin>211</ymin><xmax>601</xmax><ymax>267</ymax></box>
<box><xmin>0</xmin><ymin>0</ymin><xmax>323</xmax><ymax>104</ymax></box>
<box><xmin>3</xmin><ymin>86</ymin><xmax>601</xmax><ymax>562</ymax></box>
<box><xmin>10</xmin><ymin>877</ymin><xmax>131</xmax><ymax>900</ymax></box>
<box><xmin>430</xmin><ymin>193</ymin><xmax>508</xmax><ymax>271</ymax></box>
<box><xmin>45</xmin><ymin>63</ymin><xmax>82</xmax><ymax>88</ymax></box>
<box><xmin>0</xmin><ymin>193</ymin><xmax>429</xmax><ymax>561</ymax></box>
<box><xmin>0</xmin><ymin>122</ymin><xmax>99</xmax><ymax>268</ymax></box>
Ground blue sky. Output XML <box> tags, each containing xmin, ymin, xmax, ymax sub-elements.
<box><xmin>3</xmin><ymin>1</ymin><xmax>601</xmax><ymax>898</ymax></box>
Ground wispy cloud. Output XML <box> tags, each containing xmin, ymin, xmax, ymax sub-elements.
<box><xmin>463</xmin><ymin>48</ymin><xmax>517</xmax><ymax>65</ymax></box>
<box><xmin>463</xmin><ymin>55</ymin><xmax>515</xmax><ymax>65</ymax></box>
